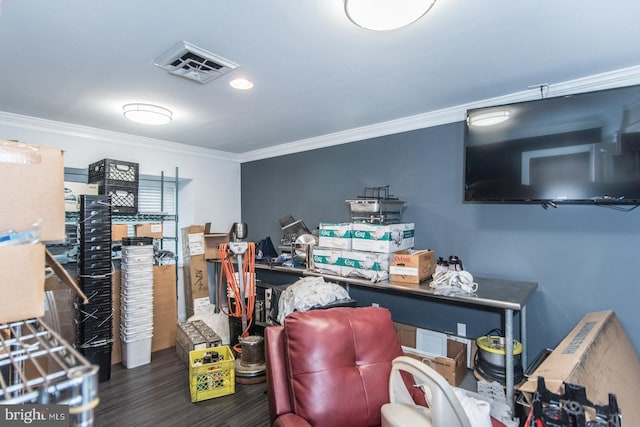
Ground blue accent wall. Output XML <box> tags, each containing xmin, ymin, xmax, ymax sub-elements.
<box><xmin>241</xmin><ymin>122</ymin><xmax>640</xmax><ymax>360</ymax></box>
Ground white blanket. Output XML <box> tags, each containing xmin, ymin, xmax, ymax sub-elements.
<box><xmin>277</xmin><ymin>276</ymin><xmax>350</xmax><ymax>324</ymax></box>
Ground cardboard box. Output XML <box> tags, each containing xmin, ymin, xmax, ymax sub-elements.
<box><xmin>204</xmin><ymin>232</ymin><xmax>231</xmax><ymax>260</ymax></box>
<box><xmin>135</xmin><ymin>223</ymin><xmax>163</xmax><ymax>239</ymax></box>
<box><xmin>311</xmin><ymin>246</ymin><xmax>342</xmax><ymax>276</ymax></box>
<box><xmin>183</xmin><ymin>255</ymin><xmax>209</xmax><ymax>318</ymax></box>
<box><xmin>403</xmin><ymin>340</ymin><xmax>468</xmax><ymax>387</ymax></box>
<box><xmin>112</xmin><ymin>223</ymin><xmax>129</xmax><ymax>242</ymax></box>
<box><xmin>390</xmin><ymin>249</ymin><xmax>436</xmax><ymax>284</ymax></box>
<box><xmin>0</xmin><ymin>243</ymin><xmax>45</xmax><ymax>323</ymax></box>
<box><xmin>318</xmin><ymin>222</ymin><xmax>352</xmax><ymax>250</ymax></box>
<box><xmin>394</xmin><ymin>322</ymin><xmax>476</xmax><ymax>370</ymax></box>
<box><xmin>181</xmin><ymin>226</ymin><xmax>209</xmax><ymax>318</ymax></box>
<box><xmin>0</xmin><ymin>140</ymin><xmax>65</xmax><ymax>242</ymax></box>
<box><xmin>341</xmin><ymin>249</ymin><xmax>391</xmax><ymax>282</ymax></box>
<box><xmin>63</xmin><ymin>181</ymin><xmax>99</xmax><ymax>212</ymax></box>
<box><xmin>518</xmin><ymin>310</ymin><xmax>640</xmax><ymax>424</ymax></box>
<box><xmin>351</xmin><ymin>222</ymin><xmax>415</xmax><ymax>253</ymax></box>
<box><xmin>182</xmin><ymin>225</ymin><xmax>206</xmax><ymax>257</ymax></box>
<box><xmin>394</xmin><ymin>322</ymin><xmax>417</xmax><ymax>348</ymax></box>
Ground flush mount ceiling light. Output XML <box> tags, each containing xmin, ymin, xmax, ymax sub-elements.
<box><xmin>123</xmin><ymin>103</ymin><xmax>172</xmax><ymax>125</ymax></box>
<box><xmin>467</xmin><ymin>110</ymin><xmax>511</xmax><ymax>127</ymax></box>
<box><xmin>344</xmin><ymin>0</ymin><xmax>436</xmax><ymax>31</ymax></box>
<box><xmin>230</xmin><ymin>78</ymin><xmax>254</xmax><ymax>90</ymax></box>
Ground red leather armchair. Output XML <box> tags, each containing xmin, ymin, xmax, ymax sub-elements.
<box><xmin>265</xmin><ymin>307</ymin><xmax>403</xmax><ymax>427</ymax></box>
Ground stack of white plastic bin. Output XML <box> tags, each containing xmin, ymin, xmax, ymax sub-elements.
<box><xmin>120</xmin><ymin>237</ymin><xmax>154</xmax><ymax>368</ymax></box>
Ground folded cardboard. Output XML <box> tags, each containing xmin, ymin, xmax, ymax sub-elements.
<box><xmin>135</xmin><ymin>223</ymin><xmax>163</xmax><ymax>239</ymax></box>
<box><xmin>152</xmin><ymin>264</ymin><xmax>177</xmax><ymax>352</ymax></box>
<box><xmin>0</xmin><ymin>140</ymin><xmax>65</xmax><ymax>242</ymax></box>
<box><xmin>518</xmin><ymin>310</ymin><xmax>640</xmax><ymax>424</ymax></box>
<box><xmin>112</xmin><ymin>223</ymin><xmax>129</xmax><ymax>241</ymax></box>
<box><xmin>351</xmin><ymin>222</ymin><xmax>415</xmax><ymax>253</ymax></box>
<box><xmin>390</xmin><ymin>249</ymin><xmax>436</xmax><ymax>284</ymax></box>
<box><xmin>0</xmin><ymin>243</ymin><xmax>45</xmax><ymax>323</ymax></box>
<box><xmin>64</xmin><ymin>181</ymin><xmax>99</xmax><ymax>212</ymax></box>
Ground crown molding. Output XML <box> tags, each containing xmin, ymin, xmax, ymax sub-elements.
<box><xmin>0</xmin><ymin>111</ymin><xmax>242</xmax><ymax>163</ymax></box>
<box><xmin>239</xmin><ymin>64</ymin><xmax>640</xmax><ymax>163</ymax></box>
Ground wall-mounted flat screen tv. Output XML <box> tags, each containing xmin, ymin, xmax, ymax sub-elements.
<box><xmin>464</xmin><ymin>84</ymin><xmax>640</xmax><ymax>205</ymax></box>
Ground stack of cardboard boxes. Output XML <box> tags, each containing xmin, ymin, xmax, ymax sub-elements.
<box><xmin>313</xmin><ymin>222</ymin><xmax>436</xmax><ymax>284</ymax></box>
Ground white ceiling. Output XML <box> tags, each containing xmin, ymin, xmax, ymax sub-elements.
<box><xmin>1</xmin><ymin>1</ymin><xmax>640</xmax><ymax>159</ymax></box>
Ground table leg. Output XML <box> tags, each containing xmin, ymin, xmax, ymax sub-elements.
<box><xmin>521</xmin><ymin>305</ymin><xmax>527</xmax><ymax>369</ymax></box>
<box><xmin>505</xmin><ymin>308</ymin><xmax>514</xmax><ymax>415</ymax></box>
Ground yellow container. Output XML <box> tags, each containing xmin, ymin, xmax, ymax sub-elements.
<box><xmin>189</xmin><ymin>345</ymin><xmax>235</xmax><ymax>402</ymax></box>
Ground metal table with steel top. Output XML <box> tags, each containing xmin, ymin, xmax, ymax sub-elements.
<box><xmin>256</xmin><ymin>263</ymin><xmax>538</xmax><ymax>413</ymax></box>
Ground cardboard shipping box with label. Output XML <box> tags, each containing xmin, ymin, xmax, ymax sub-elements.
<box><xmin>390</xmin><ymin>249</ymin><xmax>436</xmax><ymax>284</ymax></box>
<box><xmin>518</xmin><ymin>310</ymin><xmax>640</xmax><ymax>424</ymax></box>
<box><xmin>181</xmin><ymin>226</ymin><xmax>209</xmax><ymax>317</ymax></box>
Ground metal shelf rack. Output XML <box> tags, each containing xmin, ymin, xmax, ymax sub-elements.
<box><xmin>0</xmin><ymin>318</ymin><xmax>99</xmax><ymax>426</ymax></box>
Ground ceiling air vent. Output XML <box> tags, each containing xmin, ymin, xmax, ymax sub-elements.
<box><xmin>153</xmin><ymin>41</ymin><xmax>238</xmax><ymax>84</ymax></box>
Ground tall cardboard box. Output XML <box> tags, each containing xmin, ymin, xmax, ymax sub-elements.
<box><xmin>0</xmin><ymin>140</ymin><xmax>65</xmax><ymax>242</ymax></box>
<box><xmin>518</xmin><ymin>310</ymin><xmax>640</xmax><ymax>424</ymax></box>
<box><xmin>390</xmin><ymin>249</ymin><xmax>436</xmax><ymax>284</ymax></box>
<box><xmin>181</xmin><ymin>226</ymin><xmax>209</xmax><ymax>317</ymax></box>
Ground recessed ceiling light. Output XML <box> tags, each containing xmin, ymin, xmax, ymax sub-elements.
<box><xmin>467</xmin><ymin>110</ymin><xmax>510</xmax><ymax>127</ymax></box>
<box><xmin>344</xmin><ymin>0</ymin><xmax>436</xmax><ymax>31</ymax></box>
<box><xmin>123</xmin><ymin>103</ymin><xmax>172</xmax><ymax>125</ymax></box>
<box><xmin>230</xmin><ymin>78</ymin><xmax>254</xmax><ymax>90</ymax></box>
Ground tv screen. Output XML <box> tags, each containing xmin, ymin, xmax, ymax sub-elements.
<box><xmin>464</xmin><ymin>84</ymin><xmax>640</xmax><ymax>205</ymax></box>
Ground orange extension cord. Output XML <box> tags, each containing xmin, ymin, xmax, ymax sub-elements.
<box><xmin>218</xmin><ymin>242</ymin><xmax>256</xmax><ymax>353</ymax></box>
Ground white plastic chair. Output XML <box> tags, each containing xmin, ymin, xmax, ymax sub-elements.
<box><xmin>381</xmin><ymin>356</ymin><xmax>473</xmax><ymax>427</ymax></box>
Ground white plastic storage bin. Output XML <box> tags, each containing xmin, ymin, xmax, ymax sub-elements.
<box><xmin>122</xmin><ymin>270</ymin><xmax>154</xmax><ymax>281</ymax></box>
<box><xmin>121</xmin><ymin>307</ymin><xmax>153</xmax><ymax>320</ymax></box>
<box><xmin>121</xmin><ymin>336</ymin><xmax>152</xmax><ymax>368</ymax></box>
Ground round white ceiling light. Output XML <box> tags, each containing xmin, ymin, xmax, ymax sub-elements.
<box><xmin>344</xmin><ymin>0</ymin><xmax>436</xmax><ymax>31</ymax></box>
<box><xmin>123</xmin><ymin>103</ymin><xmax>172</xmax><ymax>125</ymax></box>
<box><xmin>467</xmin><ymin>110</ymin><xmax>511</xmax><ymax>127</ymax></box>
<box><xmin>230</xmin><ymin>78</ymin><xmax>254</xmax><ymax>90</ymax></box>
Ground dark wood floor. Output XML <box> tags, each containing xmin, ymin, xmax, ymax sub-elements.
<box><xmin>94</xmin><ymin>348</ymin><xmax>270</xmax><ymax>427</ymax></box>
